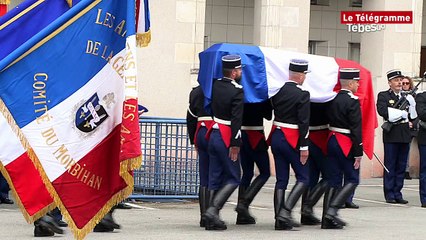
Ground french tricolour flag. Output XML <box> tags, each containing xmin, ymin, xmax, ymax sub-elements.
<box><xmin>0</xmin><ymin>0</ymin><xmax>80</xmax><ymax>223</ymax></box>
<box><xmin>198</xmin><ymin>43</ymin><xmax>377</xmax><ymax>159</ymax></box>
<box><xmin>0</xmin><ymin>0</ymin><xmax>141</xmax><ymax>239</ymax></box>
<box><xmin>0</xmin><ymin>114</ymin><xmax>55</xmax><ymax>222</ymax></box>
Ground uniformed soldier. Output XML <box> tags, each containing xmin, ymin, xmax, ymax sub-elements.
<box><xmin>322</xmin><ymin>68</ymin><xmax>363</xmax><ymax>229</ymax></box>
<box><xmin>204</xmin><ymin>55</ymin><xmax>244</xmax><ymax>231</ymax></box>
<box><xmin>186</xmin><ymin>85</ymin><xmax>214</xmax><ymax>227</ymax></box>
<box><xmin>270</xmin><ymin>59</ymin><xmax>310</xmax><ymax>230</ymax></box>
<box><xmin>415</xmin><ymin>89</ymin><xmax>426</xmax><ymax>208</ymax></box>
<box><xmin>300</xmin><ymin>101</ymin><xmax>331</xmax><ymax>226</ymax></box>
<box><xmin>235</xmin><ymin>101</ymin><xmax>272</xmax><ymax>225</ymax></box>
<box><xmin>377</xmin><ymin>69</ymin><xmax>416</xmax><ymax>205</ymax></box>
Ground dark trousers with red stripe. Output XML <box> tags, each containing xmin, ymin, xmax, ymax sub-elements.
<box><xmin>418</xmin><ymin>144</ymin><xmax>426</xmax><ymax>205</ymax></box>
<box><xmin>270</xmin><ymin>130</ymin><xmax>309</xmax><ymax>190</ymax></box>
<box><xmin>383</xmin><ymin>142</ymin><xmax>409</xmax><ymax>201</ymax></box>
<box><xmin>208</xmin><ymin>130</ymin><xmax>241</xmax><ymax>190</ymax></box>
<box><xmin>240</xmin><ymin>131</ymin><xmax>270</xmax><ymax>187</ymax></box>
<box><xmin>308</xmin><ymin>142</ymin><xmax>331</xmax><ymax>189</ymax></box>
<box><xmin>327</xmin><ymin>136</ymin><xmax>359</xmax><ymax>188</ymax></box>
<box><xmin>196</xmin><ymin>127</ymin><xmax>210</xmax><ymax>187</ymax></box>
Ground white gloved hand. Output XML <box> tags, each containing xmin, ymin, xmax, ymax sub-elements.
<box><xmin>409</xmin><ymin>105</ymin><xmax>418</xmax><ymax>119</ymax></box>
<box><xmin>406</xmin><ymin>94</ymin><xmax>416</xmax><ymax>106</ymax></box>
<box><xmin>401</xmin><ymin>110</ymin><xmax>408</xmax><ymax>119</ymax></box>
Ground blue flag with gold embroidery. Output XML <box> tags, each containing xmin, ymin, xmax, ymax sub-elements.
<box><xmin>0</xmin><ymin>0</ymin><xmax>83</xmax><ymax>60</ymax></box>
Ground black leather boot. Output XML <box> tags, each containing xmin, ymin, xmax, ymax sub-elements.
<box><xmin>204</xmin><ymin>184</ymin><xmax>238</xmax><ymax>230</ymax></box>
<box><xmin>274</xmin><ymin>188</ymin><xmax>291</xmax><ymax>230</ymax></box>
<box><xmin>276</xmin><ymin>182</ymin><xmax>307</xmax><ymax>229</ymax></box>
<box><xmin>301</xmin><ymin>180</ymin><xmax>328</xmax><ymax>225</ymax></box>
<box><xmin>322</xmin><ymin>183</ymin><xmax>356</xmax><ymax>229</ymax></box>
<box><xmin>199</xmin><ymin>186</ymin><xmax>209</xmax><ymax>227</ymax></box>
<box><xmin>36</xmin><ymin>215</ymin><xmax>63</xmax><ymax>235</ymax></box>
<box><xmin>235</xmin><ymin>177</ymin><xmax>267</xmax><ymax>225</ymax></box>
<box><xmin>94</xmin><ymin>219</ymin><xmax>115</xmax><ymax>232</ymax></box>
<box><xmin>103</xmin><ymin>208</ymin><xmax>121</xmax><ymax>230</ymax></box>
<box><xmin>34</xmin><ymin>224</ymin><xmax>54</xmax><ymax>237</ymax></box>
<box><xmin>321</xmin><ymin>187</ymin><xmax>339</xmax><ymax>229</ymax></box>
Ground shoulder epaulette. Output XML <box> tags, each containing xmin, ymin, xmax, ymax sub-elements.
<box><xmin>231</xmin><ymin>81</ymin><xmax>243</xmax><ymax>89</ymax></box>
<box><xmin>347</xmin><ymin>91</ymin><xmax>359</xmax><ymax>100</ymax></box>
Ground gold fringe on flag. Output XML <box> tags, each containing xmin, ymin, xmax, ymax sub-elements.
<box><xmin>66</xmin><ymin>0</ymin><xmax>72</xmax><ymax>7</ymax></box>
<box><xmin>136</xmin><ymin>30</ymin><xmax>151</xmax><ymax>47</ymax></box>
<box><xmin>0</xmin><ymin>163</ymin><xmax>56</xmax><ymax>224</ymax></box>
<box><xmin>0</xmin><ymin>0</ymin><xmax>10</xmax><ymax>5</ymax></box>
<box><xmin>0</xmin><ymin>98</ymin><xmax>138</xmax><ymax>240</ymax></box>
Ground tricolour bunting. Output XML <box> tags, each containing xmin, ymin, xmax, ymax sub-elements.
<box><xmin>0</xmin><ymin>0</ymin><xmax>141</xmax><ymax>239</ymax></box>
<box><xmin>198</xmin><ymin>43</ymin><xmax>377</xmax><ymax>159</ymax></box>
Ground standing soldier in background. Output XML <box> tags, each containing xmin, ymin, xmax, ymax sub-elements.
<box><xmin>416</xmin><ymin>89</ymin><xmax>426</xmax><ymax>208</ymax></box>
<box><xmin>186</xmin><ymin>85</ymin><xmax>214</xmax><ymax>227</ymax></box>
<box><xmin>270</xmin><ymin>59</ymin><xmax>310</xmax><ymax>230</ymax></box>
<box><xmin>204</xmin><ymin>55</ymin><xmax>244</xmax><ymax>231</ymax></box>
<box><xmin>300</xmin><ymin>102</ymin><xmax>331</xmax><ymax>226</ymax></box>
<box><xmin>323</xmin><ymin>68</ymin><xmax>363</xmax><ymax>229</ymax></box>
<box><xmin>235</xmin><ymin>101</ymin><xmax>272</xmax><ymax>225</ymax></box>
<box><xmin>377</xmin><ymin>70</ymin><xmax>417</xmax><ymax>205</ymax></box>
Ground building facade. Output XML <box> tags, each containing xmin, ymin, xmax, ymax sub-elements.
<box><xmin>6</xmin><ymin>0</ymin><xmax>426</xmax><ymax>178</ymax></box>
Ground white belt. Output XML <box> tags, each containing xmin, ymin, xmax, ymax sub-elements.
<box><xmin>309</xmin><ymin>125</ymin><xmax>329</xmax><ymax>131</ymax></box>
<box><xmin>214</xmin><ymin>117</ymin><xmax>231</xmax><ymax>125</ymax></box>
<box><xmin>329</xmin><ymin>126</ymin><xmax>351</xmax><ymax>134</ymax></box>
<box><xmin>386</xmin><ymin>120</ymin><xmax>409</xmax><ymax>124</ymax></box>
<box><xmin>198</xmin><ymin>116</ymin><xmax>212</xmax><ymax>121</ymax></box>
<box><xmin>273</xmin><ymin>121</ymin><xmax>298</xmax><ymax>129</ymax></box>
<box><xmin>241</xmin><ymin>126</ymin><xmax>264</xmax><ymax>131</ymax></box>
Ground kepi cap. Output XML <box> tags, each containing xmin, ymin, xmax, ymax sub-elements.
<box><xmin>222</xmin><ymin>55</ymin><xmax>242</xmax><ymax>69</ymax></box>
<box><xmin>289</xmin><ymin>59</ymin><xmax>310</xmax><ymax>73</ymax></box>
<box><xmin>340</xmin><ymin>68</ymin><xmax>360</xmax><ymax>81</ymax></box>
<box><xmin>386</xmin><ymin>69</ymin><xmax>403</xmax><ymax>81</ymax></box>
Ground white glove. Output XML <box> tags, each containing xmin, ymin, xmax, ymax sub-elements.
<box><xmin>401</xmin><ymin>110</ymin><xmax>408</xmax><ymax>119</ymax></box>
<box><xmin>406</xmin><ymin>94</ymin><xmax>416</xmax><ymax>106</ymax></box>
<box><xmin>409</xmin><ymin>105</ymin><xmax>418</xmax><ymax>119</ymax></box>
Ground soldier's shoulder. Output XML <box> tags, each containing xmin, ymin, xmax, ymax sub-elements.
<box><xmin>230</xmin><ymin>80</ymin><xmax>243</xmax><ymax>89</ymax></box>
<box><xmin>346</xmin><ymin>91</ymin><xmax>359</xmax><ymax>100</ymax></box>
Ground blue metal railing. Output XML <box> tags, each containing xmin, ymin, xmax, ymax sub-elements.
<box><xmin>130</xmin><ymin>117</ymin><xmax>199</xmax><ymax>200</ymax></box>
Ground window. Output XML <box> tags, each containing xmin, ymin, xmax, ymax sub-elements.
<box><xmin>350</xmin><ymin>0</ymin><xmax>362</xmax><ymax>8</ymax></box>
<box><xmin>348</xmin><ymin>42</ymin><xmax>361</xmax><ymax>63</ymax></box>
<box><xmin>308</xmin><ymin>41</ymin><xmax>318</xmax><ymax>55</ymax></box>
<box><xmin>311</xmin><ymin>0</ymin><xmax>329</xmax><ymax>6</ymax></box>
<box><xmin>309</xmin><ymin>41</ymin><xmax>328</xmax><ymax>56</ymax></box>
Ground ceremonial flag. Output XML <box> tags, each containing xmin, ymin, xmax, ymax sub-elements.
<box><xmin>198</xmin><ymin>43</ymin><xmax>377</xmax><ymax>159</ymax></box>
<box><xmin>0</xmin><ymin>114</ymin><xmax>54</xmax><ymax>223</ymax></box>
<box><xmin>0</xmin><ymin>0</ymin><xmax>141</xmax><ymax>239</ymax></box>
<box><xmin>0</xmin><ymin>0</ymin><xmax>80</xmax><ymax>60</ymax></box>
<box><xmin>0</xmin><ymin>0</ymin><xmax>7</xmax><ymax>16</ymax></box>
<box><xmin>136</xmin><ymin>0</ymin><xmax>150</xmax><ymax>47</ymax></box>
<box><xmin>0</xmin><ymin>0</ymin><xmax>80</xmax><ymax>223</ymax></box>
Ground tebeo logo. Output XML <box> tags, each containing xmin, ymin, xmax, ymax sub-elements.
<box><xmin>341</xmin><ymin>11</ymin><xmax>413</xmax><ymax>33</ymax></box>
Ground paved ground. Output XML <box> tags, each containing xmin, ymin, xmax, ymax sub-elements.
<box><xmin>1</xmin><ymin>177</ymin><xmax>426</xmax><ymax>240</ymax></box>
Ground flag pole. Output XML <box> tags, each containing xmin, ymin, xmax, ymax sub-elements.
<box><xmin>373</xmin><ymin>152</ymin><xmax>389</xmax><ymax>173</ymax></box>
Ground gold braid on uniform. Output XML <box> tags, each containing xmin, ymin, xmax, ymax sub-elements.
<box><xmin>0</xmin><ymin>0</ymin><xmax>11</xmax><ymax>5</ymax></box>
